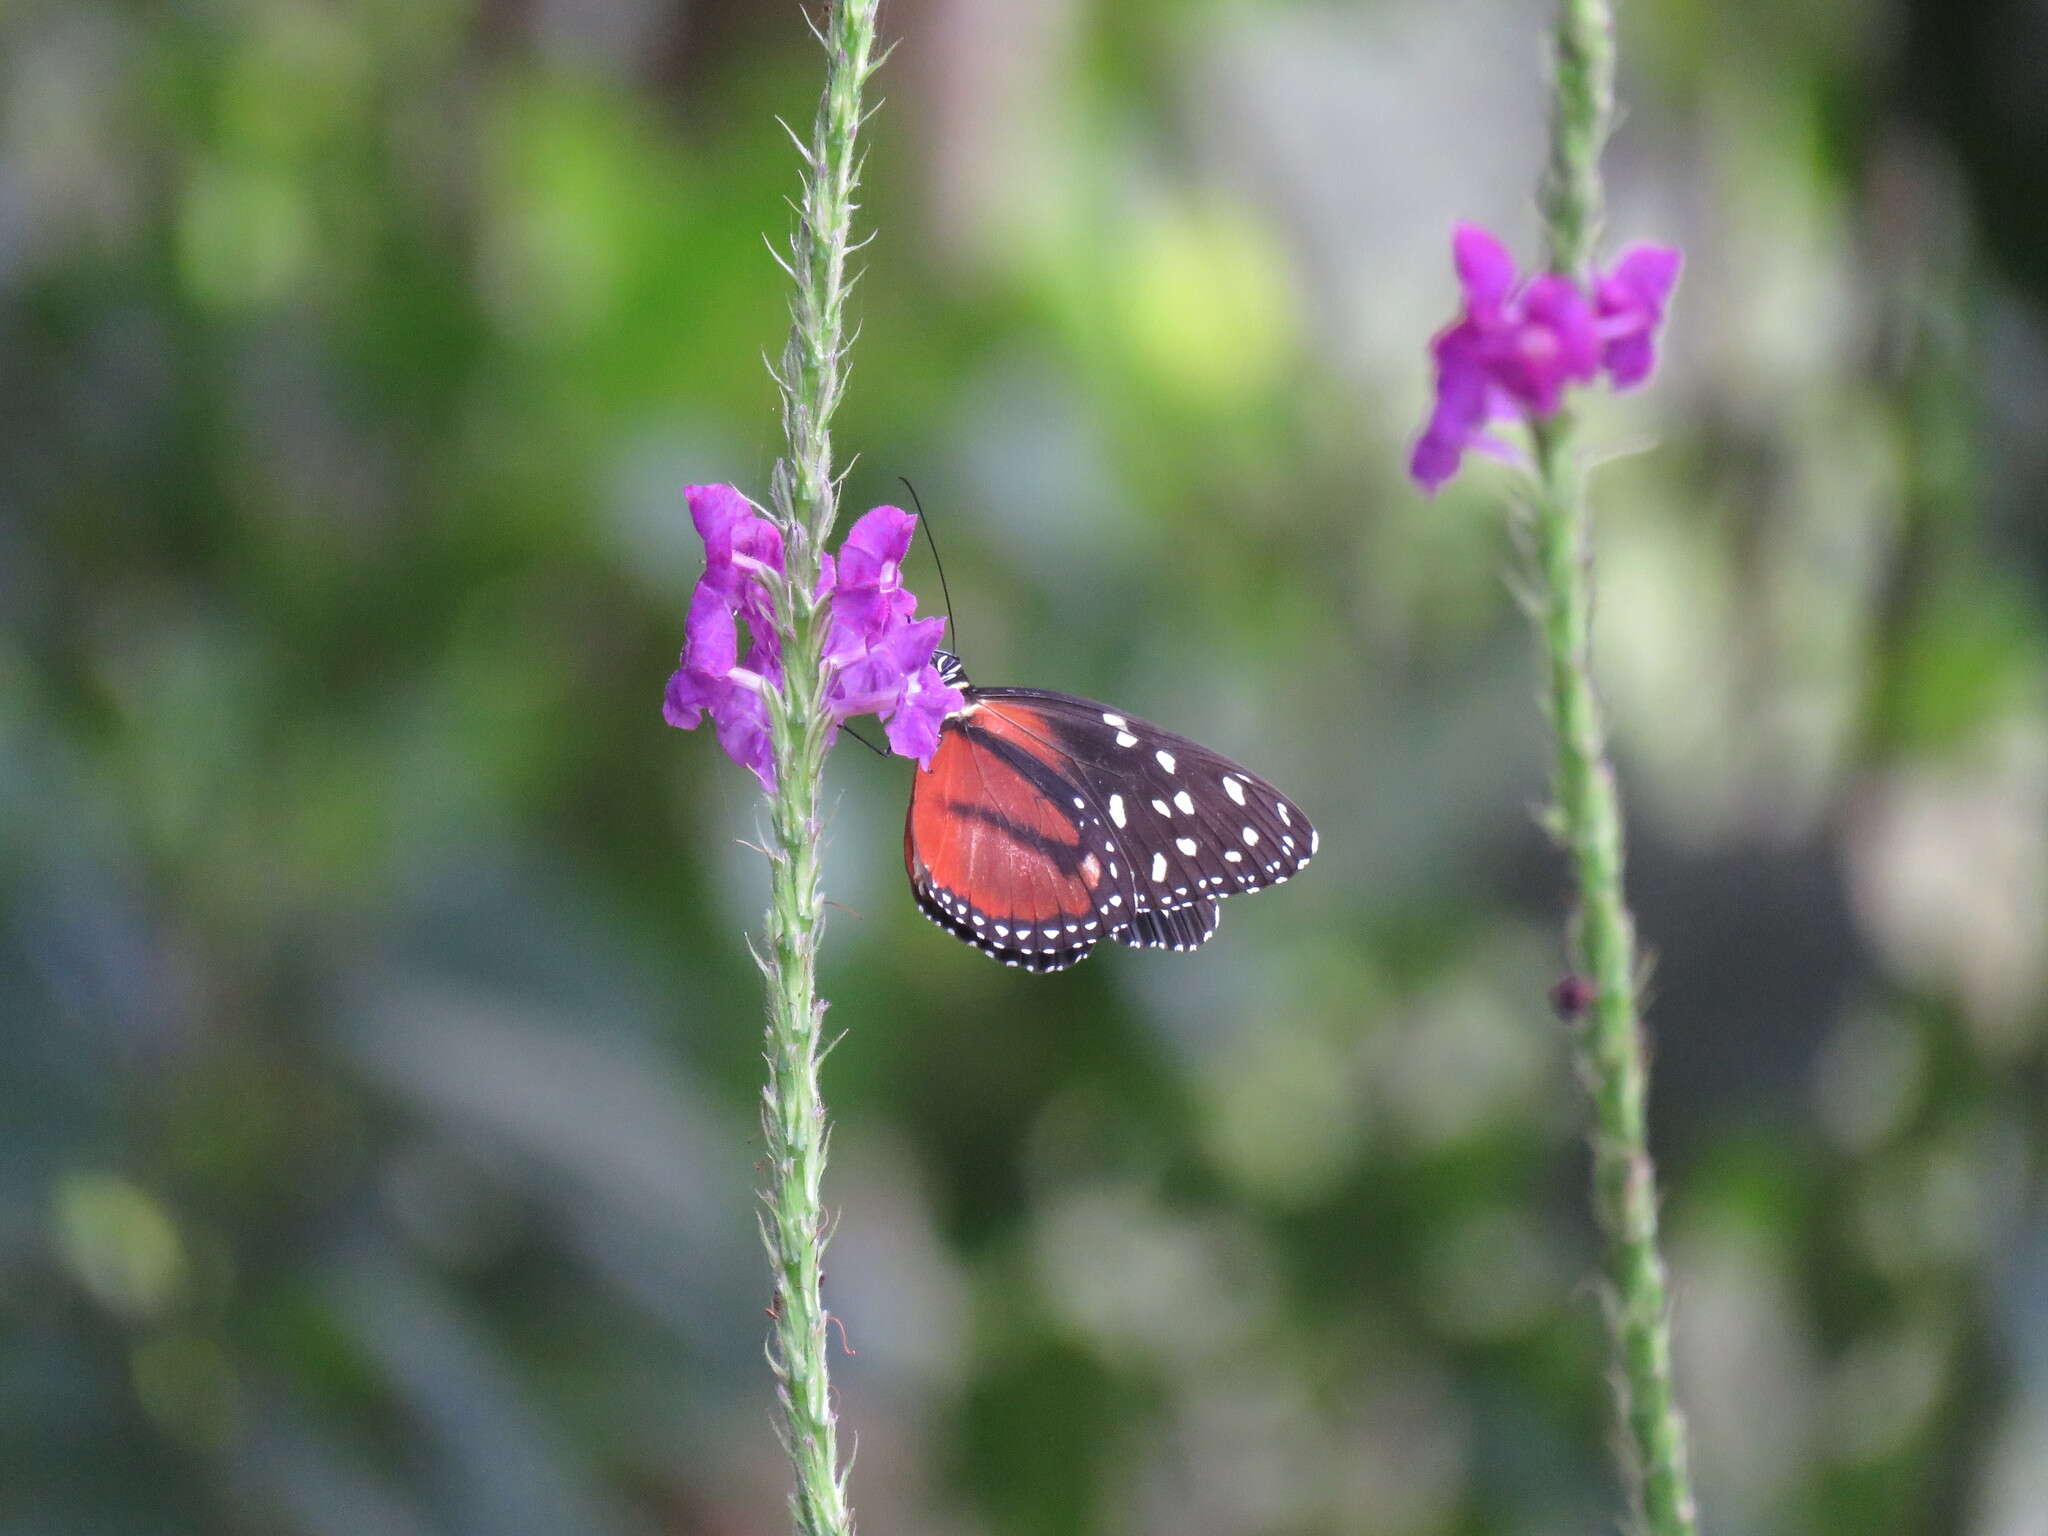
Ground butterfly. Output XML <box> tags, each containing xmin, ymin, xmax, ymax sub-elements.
<box><xmin>904</xmin><ymin>650</ymin><xmax>1317</xmax><ymax>971</ymax></box>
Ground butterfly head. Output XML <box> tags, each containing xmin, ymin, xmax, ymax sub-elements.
<box><xmin>932</xmin><ymin>649</ymin><xmax>971</xmax><ymax>692</ymax></box>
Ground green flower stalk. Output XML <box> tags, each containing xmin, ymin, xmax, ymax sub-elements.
<box><xmin>1531</xmin><ymin>1</ymin><xmax>1700</xmax><ymax>1531</ymax></box>
<box><xmin>664</xmin><ymin>38</ymin><xmax>959</xmax><ymax>1529</ymax></box>
<box><xmin>758</xmin><ymin>4</ymin><xmax>882</xmax><ymax>1533</ymax></box>
<box><xmin>1529</xmin><ymin>408</ymin><xmax>1699</xmax><ymax>1536</ymax></box>
<box><xmin>1406</xmin><ymin>0</ymin><xmax>1698</xmax><ymax>1529</ymax></box>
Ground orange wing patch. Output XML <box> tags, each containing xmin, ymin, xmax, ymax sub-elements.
<box><xmin>969</xmin><ymin>698</ymin><xmax>1072</xmax><ymax>770</ymax></box>
<box><xmin>905</xmin><ymin>712</ymin><xmax>1106</xmax><ymax>949</ymax></box>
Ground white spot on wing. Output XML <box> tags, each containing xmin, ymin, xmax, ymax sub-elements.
<box><xmin>1224</xmin><ymin>849</ymin><xmax>1243</xmax><ymax>863</ymax></box>
<box><xmin>1151</xmin><ymin>798</ymin><xmax>1171</xmax><ymax>817</ymax></box>
<box><xmin>1115</xmin><ymin>731</ymin><xmax>1138</xmax><ymax>748</ymax></box>
<box><xmin>1175</xmin><ymin>837</ymin><xmax>1197</xmax><ymax>856</ymax></box>
<box><xmin>1150</xmin><ymin>852</ymin><xmax>1168</xmax><ymax>883</ymax></box>
<box><xmin>1108</xmin><ymin>794</ymin><xmax>1126</xmax><ymax>828</ymax></box>
<box><xmin>1102</xmin><ymin>713</ymin><xmax>1127</xmax><ymax>729</ymax></box>
<box><xmin>1276</xmin><ymin>801</ymin><xmax>1292</xmax><ymax>825</ymax></box>
<box><xmin>1242</xmin><ymin>827</ymin><xmax>1260</xmax><ymax>846</ymax></box>
<box><xmin>1155</xmin><ymin>749</ymin><xmax>1177</xmax><ymax>773</ymax></box>
<box><xmin>1173</xmin><ymin>790</ymin><xmax>1194</xmax><ymax>815</ymax></box>
<box><xmin>1223</xmin><ymin>776</ymin><xmax>1246</xmax><ymax>805</ymax></box>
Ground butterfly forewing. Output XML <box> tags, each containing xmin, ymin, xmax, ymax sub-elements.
<box><xmin>905</xmin><ymin>711</ymin><xmax>1119</xmax><ymax>970</ymax></box>
<box><xmin>971</xmin><ymin>689</ymin><xmax>1318</xmax><ymax>914</ymax></box>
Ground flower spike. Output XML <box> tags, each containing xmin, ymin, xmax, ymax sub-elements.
<box><xmin>664</xmin><ymin>484</ymin><xmax>963</xmax><ymax>788</ymax></box>
<box><xmin>1410</xmin><ymin>225</ymin><xmax>1682</xmax><ymax>492</ymax></box>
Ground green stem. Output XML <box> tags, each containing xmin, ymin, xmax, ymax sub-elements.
<box><xmin>1539</xmin><ymin>0</ymin><xmax>1614</xmax><ymax>282</ymax></box>
<box><xmin>756</xmin><ymin>4</ymin><xmax>883</xmax><ymax>1534</ymax></box>
<box><xmin>1532</xmin><ymin>2</ymin><xmax>1699</xmax><ymax>1532</ymax></box>
<box><xmin>1530</xmin><ymin>419</ymin><xmax>1697</xmax><ymax>1536</ymax></box>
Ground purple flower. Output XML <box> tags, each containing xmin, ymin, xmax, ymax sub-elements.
<box><xmin>880</xmin><ymin>658</ymin><xmax>964</xmax><ymax>763</ymax></box>
<box><xmin>688</xmin><ymin>482</ymin><xmax>784</xmax><ymax>634</ymax></box>
<box><xmin>826</xmin><ymin>504</ymin><xmax>921</xmax><ymax>643</ymax></box>
<box><xmin>1409</xmin><ymin>224</ymin><xmax>1682</xmax><ymax>493</ymax></box>
<box><xmin>664</xmin><ymin>486</ymin><xmax>965</xmax><ymax>789</ymax></box>
<box><xmin>664</xmin><ymin>583</ymin><xmax>783</xmax><ymax>792</ymax></box>
<box><xmin>817</xmin><ymin>506</ymin><xmax>964</xmax><ymax>767</ymax></box>
<box><xmin>1594</xmin><ymin>244</ymin><xmax>1683</xmax><ymax>390</ymax></box>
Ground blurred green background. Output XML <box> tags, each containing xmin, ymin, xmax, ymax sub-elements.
<box><xmin>4</xmin><ymin>0</ymin><xmax>2045</xmax><ymax>1532</ymax></box>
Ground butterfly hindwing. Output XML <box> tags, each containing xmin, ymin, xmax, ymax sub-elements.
<box><xmin>1113</xmin><ymin>898</ymin><xmax>1222</xmax><ymax>952</ymax></box>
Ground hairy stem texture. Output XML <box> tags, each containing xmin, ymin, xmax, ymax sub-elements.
<box><xmin>1534</xmin><ymin>1</ymin><xmax>1699</xmax><ymax>1532</ymax></box>
<box><xmin>757</xmin><ymin>4</ymin><xmax>882</xmax><ymax>1535</ymax></box>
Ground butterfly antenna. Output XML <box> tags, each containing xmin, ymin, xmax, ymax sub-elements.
<box><xmin>841</xmin><ymin>722</ymin><xmax>888</xmax><ymax>757</ymax></box>
<box><xmin>900</xmin><ymin>477</ymin><xmax>961</xmax><ymax>655</ymax></box>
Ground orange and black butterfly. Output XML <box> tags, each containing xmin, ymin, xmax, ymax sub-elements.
<box><xmin>905</xmin><ymin>651</ymin><xmax>1316</xmax><ymax>971</ymax></box>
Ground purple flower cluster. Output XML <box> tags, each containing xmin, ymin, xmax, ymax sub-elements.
<box><xmin>663</xmin><ymin>485</ymin><xmax>964</xmax><ymax>792</ymax></box>
<box><xmin>1410</xmin><ymin>223</ymin><xmax>1682</xmax><ymax>493</ymax></box>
